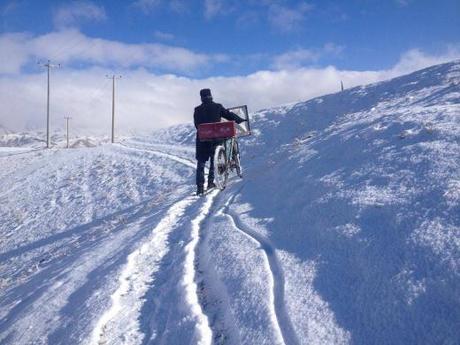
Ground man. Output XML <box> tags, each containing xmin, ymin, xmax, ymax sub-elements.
<box><xmin>194</xmin><ymin>88</ymin><xmax>245</xmax><ymax>195</ymax></box>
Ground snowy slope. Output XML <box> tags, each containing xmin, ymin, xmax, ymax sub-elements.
<box><xmin>1</xmin><ymin>60</ymin><xmax>459</xmax><ymax>345</ymax></box>
<box><xmin>223</xmin><ymin>60</ymin><xmax>460</xmax><ymax>344</ymax></box>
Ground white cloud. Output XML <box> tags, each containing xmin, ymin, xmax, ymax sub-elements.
<box><xmin>0</xmin><ymin>30</ymin><xmax>224</xmax><ymax>74</ymax></box>
<box><xmin>272</xmin><ymin>48</ymin><xmax>319</xmax><ymax>69</ymax></box>
<box><xmin>386</xmin><ymin>46</ymin><xmax>460</xmax><ymax>77</ymax></box>
<box><xmin>0</xmin><ymin>65</ymin><xmax>379</xmax><ymax>135</ymax></box>
<box><xmin>272</xmin><ymin>43</ymin><xmax>344</xmax><ymax>69</ymax></box>
<box><xmin>0</xmin><ymin>32</ymin><xmax>31</xmax><ymax>74</ymax></box>
<box><xmin>1</xmin><ymin>29</ymin><xmax>459</xmax><ymax>136</ymax></box>
<box><xmin>268</xmin><ymin>2</ymin><xmax>313</xmax><ymax>32</ymax></box>
<box><xmin>53</xmin><ymin>1</ymin><xmax>106</xmax><ymax>28</ymax></box>
<box><xmin>323</xmin><ymin>42</ymin><xmax>344</xmax><ymax>55</ymax></box>
<box><xmin>204</xmin><ymin>0</ymin><xmax>226</xmax><ymax>19</ymax></box>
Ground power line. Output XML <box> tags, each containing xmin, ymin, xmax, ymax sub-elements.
<box><xmin>105</xmin><ymin>75</ymin><xmax>122</xmax><ymax>143</ymax></box>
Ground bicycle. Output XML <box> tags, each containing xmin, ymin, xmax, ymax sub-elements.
<box><xmin>213</xmin><ymin>135</ymin><xmax>243</xmax><ymax>189</ymax></box>
<box><xmin>197</xmin><ymin>105</ymin><xmax>251</xmax><ymax>190</ymax></box>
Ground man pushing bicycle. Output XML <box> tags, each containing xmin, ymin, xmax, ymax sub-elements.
<box><xmin>193</xmin><ymin>88</ymin><xmax>246</xmax><ymax>196</ymax></box>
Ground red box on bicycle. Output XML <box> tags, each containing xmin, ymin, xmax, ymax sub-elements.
<box><xmin>198</xmin><ymin>121</ymin><xmax>236</xmax><ymax>141</ymax></box>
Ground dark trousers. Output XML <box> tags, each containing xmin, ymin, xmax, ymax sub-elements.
<box><xmin>196</xmin><ymin>156</ymin><xmax>214</xmax><ymax>187</ymax></box>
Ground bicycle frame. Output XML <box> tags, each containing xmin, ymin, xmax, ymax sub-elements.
<box><xmin>211</xmin><ymin>107</ymin><xmax>250</xmax><ymax>189</ymax></box>
<box><xmin>213</xmin><ymin>136</ymin><xmax>241</xmax><ymax>189</ymax></box>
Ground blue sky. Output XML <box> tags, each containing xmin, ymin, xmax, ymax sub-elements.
<box><xmin>2</xmin><ymin>0</ymin><xmax>459</xmax><ymax>76</ymax></box>
<box><xmin>0</xmin><ymin>0</ymin><xmax>459</xmax><ymax>133</ymax></box>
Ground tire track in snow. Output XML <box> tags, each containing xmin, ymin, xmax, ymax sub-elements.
<box><xmin>90</xmin><ymin>144</ymin><xmax>218</xmax><ymax>345</ymax></box>
<box><xmin>134</xmin><ymin>141</ymin><xmax>240</xmax><ymax>343</ymax></box>
<box><xmin>119</xmin><ymin>142</ymin><xmax>215</xmax><ymax>181</ymax></box>
<box><xmin>137</xmin><ymin>143</ymin><xmax>218</xmax><ymax>344</ymax></box>
<box><xmin>122</xmin><ymin>140</ymin><xmax>195</xmax><ymax>163</ymax></box>
<box><xmin>180</xmin><ymin>190</ymin><xmax>219</xmax><ymax>345</ymax></box>
<box><xmin>129</xmin><ymin>142</ymin><xmax>220</xmax><ymax>344</ymax></box>
<box><xmin>90</xmin><ymin>196</ymin><xmax>197</xmax><ymax>345</ymax></box>
<box><xmin>117</xmin><ymin>143</ymin><xmax>196</xmax><ymax>169</ymax></box>
<box><xmin>223</xmin><ymin>192</ymin><xmax>300</xmax><ymax>345</ymax></box>
<box><xmin>195</xmin><ymin>206</ymin><xmax>242</xmax><ymax>345</ymax></box>
<box><xmin>124</xmin><ymin>142</ymin><xmax>288</xmax><ymax>344</ymax></box>
<box><xmin>90</xmin><ymin>192</ymin><xmax>220</xmax><ymax>345</ymax></box>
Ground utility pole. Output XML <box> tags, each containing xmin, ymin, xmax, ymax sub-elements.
<box><xmin>64</xmin><ymin>116</ymin><xmax>71</xmax><ymax>148</ymax></box>
<box><xmin>106</xmin><ymin>75</ymin><xmax>122</xmax><ymax>143</ymax></box>
<box><xmin>39</xmin><ymin>60</ymin><xmax>60</xmax><ymax>148</ymax></box>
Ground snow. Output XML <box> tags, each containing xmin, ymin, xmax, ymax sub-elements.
<box><xmin>89</xmin><ymin>197</ymin><xmax>197</xmax><ymax>345</ymax></box>
<box><xmin>1</xmin><ymin>60</ymin><xmax>459</xmax><ymax>344</ymax></box>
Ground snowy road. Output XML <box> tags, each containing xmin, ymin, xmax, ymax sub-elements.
<box><xmin>0</xmin><ymin>142</ymin><xmax>207</xmax><ymax>344</ymax></box>
<box><xmin>0</xmin><ymin>141</ymin><xmax>299</xmax><ymax>345</ymax></box>
<box><xmin>119</xmin><ymin>141</ymin><xmax>304</xmax><ymax>344</ymax></box>
<box><xmin>90</xmin><ymin>192</ymin><xmax>218</xmax><ymax>345</ymax></box>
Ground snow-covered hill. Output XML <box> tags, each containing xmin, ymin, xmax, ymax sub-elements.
<box><xmin>0</xmin><ymin>60</ymin><xmax>459</xmax><ymax>344</ymax></box>
<box><xmin>226</xmin><ymin>60</ymin><xmax>460</xmax><ymax>344</ymax></box>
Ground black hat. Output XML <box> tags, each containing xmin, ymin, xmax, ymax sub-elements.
<box><xmin>200</xmin><ymin>88</ymin><xmax>212</xmax><ymax>101</ymax></box>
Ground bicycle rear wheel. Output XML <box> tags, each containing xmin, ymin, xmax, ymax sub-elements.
<box><xmin>214</xmin><ymin>145</ymin><xmax>228</xmax><ymax>189</ymax></box>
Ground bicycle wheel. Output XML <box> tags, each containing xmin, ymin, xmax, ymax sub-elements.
<box><xmin>214</xmin><ymin>145</ymin><xmax>228</xmax><ymax>189</ymax></box>
<box><xmin>233</xmin><ymin>140</ymin><xmax>243</xmax><ymax>178</ymax></box>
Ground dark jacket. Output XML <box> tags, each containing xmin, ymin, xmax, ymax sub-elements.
<box><xmin>194</xmin><ymin>100</ymin><xmax>244</xmax><ymax>161</ymax></box>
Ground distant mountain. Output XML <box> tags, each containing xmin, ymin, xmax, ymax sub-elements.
<box><xmin>0</xmin><ymin>131</ymin><xmax>44</xmax><ymax>147</ymax></box>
